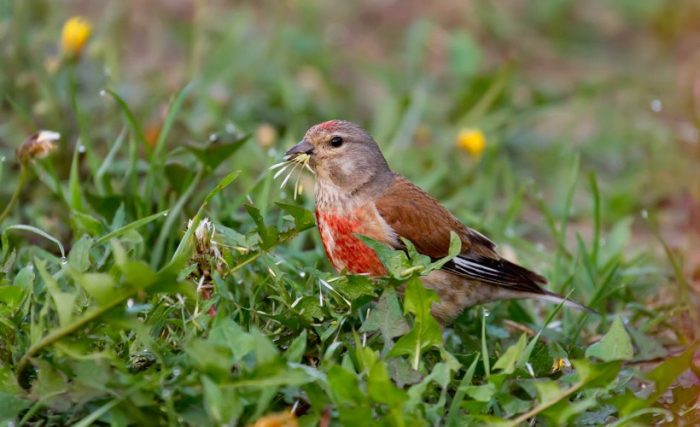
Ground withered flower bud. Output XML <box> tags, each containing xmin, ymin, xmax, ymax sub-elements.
<box><xmin>16</xmin><ymin>131</ymin><xmax>60</xmax><ymax>163</ymax></box>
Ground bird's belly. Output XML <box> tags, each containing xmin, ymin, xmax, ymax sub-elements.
<box><xmin>422</xmin><ymin>270</ymin><xmax>506</xmax><ymax>323</ymax></box>
<box><xmin>315</xmin><ymin>208</ymin><xmax>388</xmax><ymax>276</ymax></box>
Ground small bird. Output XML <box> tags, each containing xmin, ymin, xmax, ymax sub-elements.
<box><xmin>285</xmin><ymin>120</ymin><xmax>589</xmax><ymax>323</ymax></box>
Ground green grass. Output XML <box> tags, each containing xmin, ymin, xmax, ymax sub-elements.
<box><xmin>1</xmin><ymin>1</ymin><xmax>699</xmax><ymax>425</ymax></box>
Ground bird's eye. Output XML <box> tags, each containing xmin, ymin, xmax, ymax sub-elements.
<box><xmin>330</xmin><ymin>136</ymin><xmax>343</xmax><ymax>148</ymax></box>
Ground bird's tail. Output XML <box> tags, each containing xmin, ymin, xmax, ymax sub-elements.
<box><xmin>528</xmin><ymin>290</ymin><xmax>597</xmax><ymax>315</ymax></box>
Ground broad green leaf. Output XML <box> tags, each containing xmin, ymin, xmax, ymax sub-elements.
<box><xmin>165</xmin><ymin>162</ymin><xmax>195</xmax><ymax>194</ymax></box>
<box><xmin>68</xmin><ymin>235</ymin><xmax>93</xmax><ymax>273</ymax></box>
<box><xmin>402</xmin><ymin>276</ymin><xmax>439</xmax><ymax>319</ymax></box>
<box><xmin>367</xmin><ymin>358</ymin><xmax>407</xmax><ymax>407</ymax></box>
<box><xmin>388</xmin><ymin>358</ymin><xmax>423</xmax><ymax>388</ymax></box>
<box><xmin>13</xmin><ymin>265</ymin><xmax>35</xmax><ymax>289</ymax></box>
<box><xmin>187</xmin><ymin>134</ymin><xmax>250</xmax><ymax>170</ymax></box>
<box><xmin>542</xmin><ymin>397</ymin><xmax>598</xmax><ymax>426</ymax></box>
<box><xmin>110</xmin><ymin>239</ymin><xmax>127</xmax><ymax>268</ymax></box>
<box><xmin>360</xmin><ymin>288</ymin><xmax>410</xmax><ymax>343</ymax></box>
<box><xmin>71</xmin><ymin>272</ymin><xmax>118</xmax><ymax>306</ymax></box>
<box><xmin>202</xmin><ymin>375</ymin><xmax>225</xmax><ymax>424</ymax></box>
<box><xmin>0</xmin><ymin>266</ymin><xmax>33</xmax><ymax>309</ymax></box>
<box><xmin>70</xmin><ymin>211</ymin><xmax>105</xmax><ymax>237</ymax></box>
<box><xmin>407</xmin><ymin>362</ymin><xmax>452</xmax><ymax>409</ymax></box>
<box><xmin>401</xmin><ymin>237</ymin><xmax>432</xmax><ymax>269</ymax></box>
<box><xmin>186</xmin><ymin>339</ymin><xmax>234</xmax><ymax>377</ymax></box>
<box><xmin>209</xmin><ymin>317</ymin><xmax>255</xmax><ymax>361</ymax></box>
<box><xmin>120</xmin><ymin>261</ymin><xmax>158</xmax><ymax>288</ymax></box>
<box><xmin>585</xmin><ymin>315</ymin><xmax>633</xmax><ymax>361</ymax></box>
<box><xmin>252</xmin><ymin>328</ymin><xmax>278</xmax><ymax>365</ymax></box>
<box><xmin>534</xmin><ymin>380</ymin><xmax>562</xmax><ymax>403</ymax></box>
<box><xmin>353</xmin><ymin>340</ymin><xmax>379</xmax><ymax>373</ymax></box>
<box><xmin>332</xmin><ymin>275</ymin><xmax>376</xmax><ymax>303</ymax></box>
<box><xmin>389</xmin><ymin>277</ymin><xmax>442</xmax><ymax>369</ymax></box>
<box><xmin>428</xmin><ymin>231</ymin><xmax>462</xmax><ymax>270</ymax></box>
<box><xmin>285</xmin><ymin>329</ymin><xmax>307</xmax><ymax>363</ymax></box>
<box><xmin>572</xmin><ymin>359</ymin><xmax>622</xmax><ymax>388</ymax></box>
<box><xmin>0</xmin><ymin>392</ymin><xmax>31</xmax><ymax>422</ymax></box>
<box><xmin>276</xmin><ymin>202</ymin><xmax>315</xmax><ymax>230</ymax></box>
<box><xmin>0</xmin><ymin>286</ymin><xmax>24</xmax><ymax>309</ymax></box>
<box><xmin>357</xmin><ymin>235</ymin><xmax>412</xmax><ymax>278</ymax></box>
<box><xmin>493</xmin><ymin>334</ymin><xmax>527</xmax><ymax>374</ymax></box>
<box><xmin>36</xmin><ymin>259</ymin><xmax>76</xmax><ymax>327</ymax></box>
<box><xmin>245</xmin><ymin>204</ymin><xmax>278</xmax><ymax>249</ymax></box>
<box><xmin>295</xmin><ymin>296</ymin><xmax>325</xmax><ymax>321</ymax></box>
<box><xmin>464</xmin><ymin>383</ymin><xmax>496</xmax><ymax>402</ymax></box>
<box><xmin>327</xmin><ymin>366</ymin><xmax>373</xmax><ymax>424</ymax></box>
<box><xmin>220</xmin><ymin>360</ymin><xmax>313</xmax><ymax>390</ymax></box>
<box><xmin>449</xmin><ymin>31</ymin><xmax>482</xmax><ymax>78</ymax></box>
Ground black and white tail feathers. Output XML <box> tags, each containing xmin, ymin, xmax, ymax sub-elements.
<box><xmin>442</xmin><ymin>254</ymin><xmax>595</xmax><ymax>314</ymax></box>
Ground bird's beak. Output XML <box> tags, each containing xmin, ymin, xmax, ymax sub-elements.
<box><xmin>285</xmin><ymin>139</ymin><xmax>314</xmax><ymax>161</ymax></box>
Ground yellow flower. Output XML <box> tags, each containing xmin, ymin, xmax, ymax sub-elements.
<box><xmin>456</xmin><ymin>128</ymin><xmax>486</xmax><ymax>157</ymax></box>
<box><xmin>250</xmin><ymin>410</ymin><xmax>298</xmax><ymax>427</ymax></box>
<box><xmin>61</xmin><ymin>16</ymin><xmax>92</xmax><ymax>58</ymax></box>
<box><xmin>551</xmin><ymin>357</ymin><xmax>570</xmax><ymax>373</ymax></box>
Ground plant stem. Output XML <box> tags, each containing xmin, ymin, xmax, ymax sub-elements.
<box><xmin>0</xmin><ymin>163</ymin><xmax>28</xmax><ymax>224</ymax></box>
<box><xmin>505</xmin><ymin>381</ymin><xmax>585</xmax><ymax>427</ymax></box>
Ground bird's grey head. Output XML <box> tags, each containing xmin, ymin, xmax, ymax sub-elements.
<box><xmin>285</xmin><ymin>120</ymin><xmax>394</xmax><ymax>196</ymax></box>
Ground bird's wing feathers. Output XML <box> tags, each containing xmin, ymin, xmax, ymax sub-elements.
<box><xmin>375</xmin><ymin>177</ymin><xmax>495</xmax><ymax>257</ymax></box>
<box><xmin>375</xmin><ymin>176</ymin><xmax>547</xmax><ymax>294</ymax></box>
<box><xmin>441</xmin><ymin>256</ymin><xmax>547</xmax><ymax>294</ymax></box>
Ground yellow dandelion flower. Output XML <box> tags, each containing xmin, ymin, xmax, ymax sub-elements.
<box><xmin>456</xmin><ymin>128</ymin><xmax>486</xmax><ymax>157</ymax></box>
<box><xmin>250</xmin><ymin>410</ymin><xmax>298</xmax><ymax>427</ymax></box>
<box><xmin>61</xmin><ymin>16</ymin><xmax>92</xmax><ymax>58</ymax></box>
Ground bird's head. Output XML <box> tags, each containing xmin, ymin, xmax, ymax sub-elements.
<box><xmin>285</xmin><ymin>120</ymin><xmax>393</xmax><ymax>194</ymax></box>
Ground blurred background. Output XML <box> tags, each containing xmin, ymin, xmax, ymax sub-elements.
<box><xmin>2</xmin><ymin>0</ymin><xmax>700</xmax><ymax>424</ymax></box>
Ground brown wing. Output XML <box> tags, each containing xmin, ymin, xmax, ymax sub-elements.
<box><xmin>375</xmin><ymin>176</ymin><xmax>496</xmax><ymax>258</ymax></box>
<box><xmin>375</xmin><ymin>176</ymin><xmax>548</xmax><ymax>294</ymax></box>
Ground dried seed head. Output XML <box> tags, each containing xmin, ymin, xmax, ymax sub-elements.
<box><xmin>271</xmin><ymin>152</ymin><xmax>312</xmax><ymax>200</ymax></box>
<box><xmin>187</xmin><ymin>217</ymin><xmax>221</xmax><ymax>259</ymax></box>
<box><xmin>16</xmin><ymin>131</ymin><xmax>60</xmax><ymax>163</ymax></box>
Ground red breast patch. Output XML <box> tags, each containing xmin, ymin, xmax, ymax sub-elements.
<box><xmin>315</xmin><ymin>209</ymin><xmax>387</xmax><ymax>276</ymax></box>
